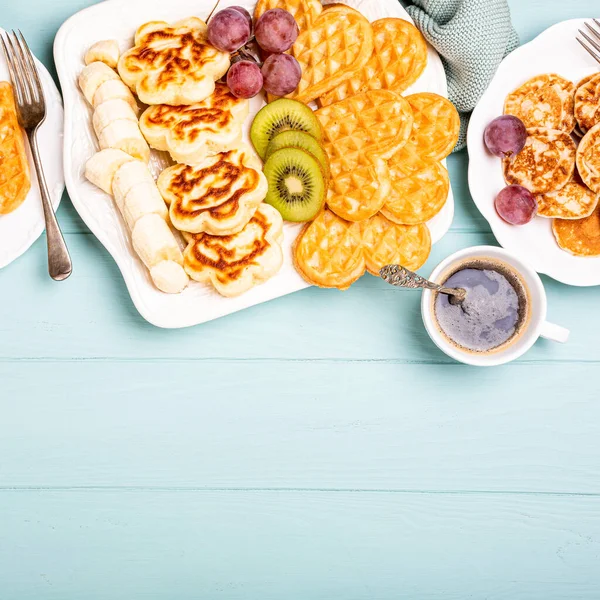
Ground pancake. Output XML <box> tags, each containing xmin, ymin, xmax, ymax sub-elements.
<box><xmin>576</xmin><ymin>122</ymin><xmax>600</xmax><ymax>193</ymax></box>
<box><xmin>503</xmin><ymin>128</ymin><xmax>575</xmax><ymax>194</ymax></box>
<box><xmin>575</xmin><ymin>73</ymin><xmax>600</xmax><ymax>132</ymax></box>
<box><xmin>504</xmin><ymin>73</ymin><xmax>575</xmax><ymax>132</ymax></box>
<box><xmin>139</xmin><ymin>84</ymin><xmax>249</xmax><ymax>166</ymax></box>
<box><xmin>157</xmin><ymin>145</ymin><xmax>267</xmax><ymax>236</ymax></box>
<box><xmin>184</xmin><ymin>203</ymin><xmax>284</xmax><ymax>297</ymax></box>
<box><xmin>118</xmin><ymin>17</ymin><xmax>230</xmax><ymax>105</ymax></box>
<box><xmin>553</xmin><ymin>203</ymin><xmax>600</xmax><ymax>256</ymax></box>
<box><xmin>536</xmin><ymin>178</ymin><xmax>599</xmax><ymax>219</ymax></box>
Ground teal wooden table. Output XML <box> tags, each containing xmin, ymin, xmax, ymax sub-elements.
<box><xmin>1</xmin><ymin>1</ymin><xmax>600</xmax><ymax>598</ymax></box>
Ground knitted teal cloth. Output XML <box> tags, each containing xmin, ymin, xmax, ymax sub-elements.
<box><xmin>405</xmin><ymin>0</ymin><xmax>519</xmax><ymax>151</ymax></box>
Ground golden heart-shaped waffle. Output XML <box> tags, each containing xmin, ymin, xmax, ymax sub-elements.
<box><xmin>382</xmin><ymin>158</ymin><xmax>449</xmax><ymax>225</ymax></box>
<box><xmin>316</xmin><ymin>90</ymin><xmax>414</xmax><ymax>172</ymax></box>
<box><xmin>327</xmin><ymin>157</ymin><xmax>391</xmax><ymax>222</ymax></box>
<box><xmin>282</xmin><ymin>4</ymin><xmax>374</xmax><ymax>104</ymax></box>
<box><xmin>294</xmin><ymin>209</ymin><xmax>365</xmax><ymax>290</ymax></box>
<box><xmin>319</xmin><ymin>18</ymin><xmax>428</xmax><ymax>107</ymax></box>
<box><xmin>402</xmin><ymin>93</ymin><xmax>460</xmax><ymax>161</ymax></box>
<box><xmin>254</xmin><ymin>0</ymin><xmax>323</xmax><ymax>30</ymax></box>
<box><xmin>360</xmin><ymin>213</ymin><xmax>431</xmax><ymax>276</ymax></box>
<box><xmin>294</xmin><ymin>210</ymin><xmax>431</xmax><ymax>289</ymax></box>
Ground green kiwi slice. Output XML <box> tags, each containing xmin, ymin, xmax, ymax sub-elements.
<box><xmin>265</xmin><ymin>130</ymin><xmax>330</xmax><ymax>180</ymax></box>
<box><xmin>263</xmin><ymin>147</ymin><xmax>326</xmax><ymax>222</ymax></box>
<box><xmin>251</xmin><ymin>99</ymin><xmax>323</xmax><ymax>159</ymax></box>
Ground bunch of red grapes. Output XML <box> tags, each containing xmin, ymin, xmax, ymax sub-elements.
<box><xmin>208</xmin><ymin>6</ymin><xmax>302</xmax><ymax>99</ymax></box>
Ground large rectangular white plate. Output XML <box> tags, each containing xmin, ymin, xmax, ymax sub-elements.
<box><xmin>54</xmin><ymin>0</ymin><xmax>454</xmax><ymax>328</ymax></box>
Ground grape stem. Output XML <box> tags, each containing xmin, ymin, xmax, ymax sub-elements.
<box><xmin>206</xmin><ymin>0</ymin><xmax>222</xmax><ymax>22</ymax></box>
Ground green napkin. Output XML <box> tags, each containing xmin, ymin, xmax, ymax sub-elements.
<box><xmin>405</xmin><ymin>0</ymin><xmax>519</xmax><ymax>151</ymax></box>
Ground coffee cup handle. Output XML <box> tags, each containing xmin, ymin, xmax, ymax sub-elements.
<box><xmin>540</xmin><ymin>321</ymin><xmax>570</xmax><ymax>344</ymax></box>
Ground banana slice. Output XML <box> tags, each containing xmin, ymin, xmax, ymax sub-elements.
<box><xmin>150</xmin><ymin>260</ymin><xmax>189</xmax><ymax>294</ymax></box>
<box><xmin>79</xmin><ymin>62</ymin><xmax>119</xmax><ymax>105</ymax></box>
<box><xmin>92</xmin><ymin>98</ymin><xmax>138</xmax><ymax>138</ymax></box>
<box><xmin>113</xmin><ymin>160</ymin><xmax>155</xmax><ymax>210</ymax></box>
<box><xmin>85</xmin><ymin>148</ymin><xmax>135</xmax><ymax>195</ymax></box>
<box><xmin>85</xmin><ymin>40</ymin><xmax>120</xmax><ymax>69</ymax></box>
<box><xmin>98</xmin><ymin>119</ymin><xmax>151</xmax><ymax>162</ymax></box>
<box><xmin>132</xmin><ymin>213</ymin><xmax>184</xmax><ymax>268</ymax></box>
<box><xmin>93</xmin><ymin>79</ymin><xmax>139</xmax><ymax>115</ymax></box>
<box><xmin>121</xmin><ymin>181</ymin><xmax>168</xmax><ymax>230</ymax></box>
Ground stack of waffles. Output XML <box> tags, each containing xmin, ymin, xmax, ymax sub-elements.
<box><xmin>256</xmin><ymin>0</ymin><xmax>460</xmax><ymax>289</ymax></box>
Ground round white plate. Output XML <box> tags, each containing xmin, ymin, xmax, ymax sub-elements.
<box><xmin>468</xmin><ymin>18</ymin><xmax>600</xmax><ymax>287</ymax></box>
<box><xmin>0</xmin><ymin>27</ymin><xmax>64</xmax><ymax>269</ymax></box>
<box><xmin>55</xmin><ymin>0</ymin><xmax>454</xmax><ymax>328</ymax></box>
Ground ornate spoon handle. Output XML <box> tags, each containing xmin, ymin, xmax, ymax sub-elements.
<box><xmin>379</xmin><ymin>264</ymin><xmax>466</xmax><ymax>303</ymax></box>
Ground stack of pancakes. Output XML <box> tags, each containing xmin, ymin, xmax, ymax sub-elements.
<box><xmin>254</xmin><ymin>0</ymin><xmax>459</xmax><ymax>289</ymax></box>
<box><xmin>83</xmin><ymin>17</ymin><xmax>285</xmax><ymax>296</ymax></box>
<box><xmin>504</xmin><ymin>73</ymin><xmax>600</xmax><ymax>256</ymax></box>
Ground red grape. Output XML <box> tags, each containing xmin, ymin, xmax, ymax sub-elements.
<box><xmin>208</xmin><ymin>8</ymin><xmax>251</xmax><ymax>53</ymax></box>
<box><xmin>261</xmin><ymin>53</ymin><xmax>302</xmax><ymax>96</ymax></box>
<box><xmin>255</xmin><ymin>9</ymin><xmax>299</xmax><ymax>53</ymax></box>
<box><xmin>229</xmin><ymin>6</ymin><xmax>253</xmax><ymax>31</ymax></box>
<box><xmin>495</xmin><ymin>185</ymin><xmax>537</xmax><ymax>225</ymax></box>
<box><xmin>484</xmin><ymin>115</ymin><xmax>527</xmax><ymax>158</ymax></box>
<box><xmin>227</xmin><ymin>60</ymin><xmax>264</xmax><ymax>99</ymax></box>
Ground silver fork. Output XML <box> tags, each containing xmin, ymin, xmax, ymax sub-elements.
<box><xmin>1</xmin><ymin>30</ymin><xmax>72</xmax><ymax>281</ymax></box>
<box><xmin>577</xmin><ymin>19</ymin><xmax>600</xmax><ymax>65</ymax></box>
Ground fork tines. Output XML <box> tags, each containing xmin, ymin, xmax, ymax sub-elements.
<box><xmin>0</xmin><ymin>30</ymin><xmax>45</xmax><ymax>126</ymax></box>
<box><xmin>577</xmin><ymin>19</ymin><xmax>600</xmax><ymax>65</ymax></box>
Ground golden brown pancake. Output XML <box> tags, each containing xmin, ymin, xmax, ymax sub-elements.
<box><xmin>118</xmin><ymin>17</ymin><xmax>230</xmax><ymax>106</ymax></box>
<box><xmin>504</xmin><ymin>73</ymin><xmax>575</xmax><ymax>132</ymax></box>
<box><xmin>503</xmin><ymin>128</ymin><xmax>575</xmax><ymax>194</ymax></box>
<box><xmin>577</xmin><ymin>122</ymin><xmax>600</xmax><ymax>193</ymax></box>
<box><xmin>139</xmin><ymin>84</ymin><xmax>249</xmax><ymax>165</ymax></box>
<box><xmin>536</xmin><ymin>177</ymin><xmax>599</xmax><ymax>219</ymax></box>
<box><xmin>183</xmin><ymin>203</ymin><xmax>284</xmax><ymax>297</ymax></box>
<box><xmin>575</xmin><ymin>73</ymin><xmax>600</xmax><ymax>132</ymax></box>
<box><xmin>157</xmin><ymin>145</ymin><xmax>267</xmax><ymax>236</ymax></box>
<box><xmin>553</xmin><ymin>203</ymin><xmax>600</xmax><ymax>256</ymax></box>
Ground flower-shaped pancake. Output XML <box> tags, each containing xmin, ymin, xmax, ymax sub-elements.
<box><xmin>157</xmin><ymin>145</ymin><xmax>267</xmax><ymax>236</ymax></box>
<box><xmin>139</xmin><ymin>84</ymin><xmax>249</xmax><ymax>165</ymax></box>
<box><xmin>184</xmin><ymin>203</ymin><xmax>284</xmax><ymax>297</ymax></box>
<box><xmin>118</xmin><ymin>17</ymin><xmax>230</xmax><ymax>106</ymax></box>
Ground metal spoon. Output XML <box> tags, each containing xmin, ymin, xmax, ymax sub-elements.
<box><xmin>379</xmin><ymin>264</ymin><xmax>467</xmax><ymax>305</ymax></box>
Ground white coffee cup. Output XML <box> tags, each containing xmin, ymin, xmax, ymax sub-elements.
<box><xmin>421</xmin><ymin>246</ymin><xmax>569</xmax><ymax>367</ymax></box>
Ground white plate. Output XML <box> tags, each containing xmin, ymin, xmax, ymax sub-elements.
<box><xmin>0</xmin><ymin>27</ymin><xmax>64</xmax><ymax>269</ymax></box>
<box><xmin>468</xmin><ymin>18</ymin><xmax>600</xmax><ymax>287</ymax></box>
<box><xmin>54</xmin><ymin>0</ymin><xmax>454</xmax><ymax>328</ymax></box>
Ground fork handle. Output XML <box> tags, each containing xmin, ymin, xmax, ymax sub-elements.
<box><xmin>27</xmin><ymin>129</ymin><xmax>72</xmax><ymax>281</ymax></box>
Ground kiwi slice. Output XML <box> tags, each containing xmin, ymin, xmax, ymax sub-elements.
<box><xmin>265</xmin><ymin>130</ymin><xmax>330</xmax><ymax>180</ymax></box>
<box><xmin>251</xmin><ymin>98</ymin><xmax>323</xmax><ymax>159</ymax></box>
<box><xmin>263</xmin><ymin>147</ymin><xmax>326</xmax><ymax>222</ymax></box>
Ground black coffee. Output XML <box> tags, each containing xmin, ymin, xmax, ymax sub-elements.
<box><xmin>433</xmin><ymin>258</ymin><xmax>529</xmax><ymax>354</ymax></box>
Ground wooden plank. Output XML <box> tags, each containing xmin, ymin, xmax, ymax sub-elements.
<box><xmin>0</xmin><ymin>231</ymin><xmax>595</xmax><ymax>361</ymax></box>
<box><xmin>1</xmin><ymin>362</ymin><xmax>599</xmax><ymax>492</ymax></box>
<box><xmin>1</xmin><ymin>490</ymin><xmax>599</xmax><ymax>599</ymax></box>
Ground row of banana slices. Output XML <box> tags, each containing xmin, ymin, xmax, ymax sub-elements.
<box><xmin>79</xmin><ymin>41</ymin><xmax>189</xmax><ymax>294</ymax></box>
